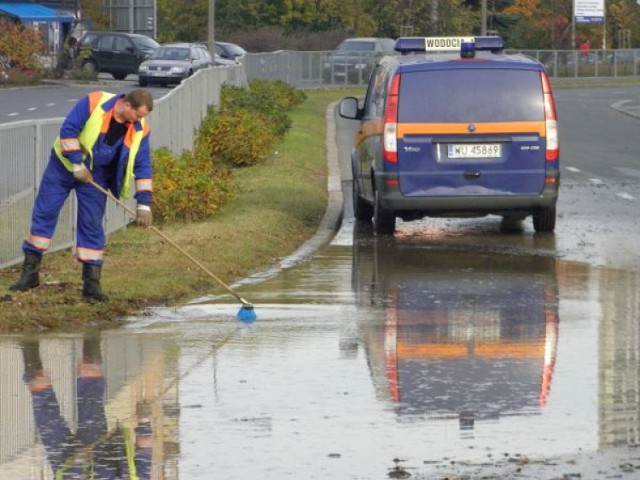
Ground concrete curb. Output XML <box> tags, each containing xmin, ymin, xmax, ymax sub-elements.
<box><xmin>611</xmin><ymin>99</ymin><xmax>640</xmax><ymax>120</ymax></box>
<box><xmin>277</xmin><ymin>102</ymin><xmax>344</xmax><ymax>269</ymax></box>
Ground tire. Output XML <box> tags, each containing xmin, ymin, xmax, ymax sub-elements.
<box><xmin>81</xmin><ymin>60</ymin><xmax>96</xmax><ymax>74</ymax></box>
<box><xmin>112</xmin><ymin>72</ymin><xmax>127</xmax><ymax>80</ymax></box>
<box><xmin>533</xmin><ymin>207</ymin><xmax>556</xmax><ymax>233</ymax></box>
<box><xmin>352</xmin><ymin>177</ymin><xmax>373</xmax><ymax>222</ymax></box>
<box><xmin>373</xmin><ymin>190</ymin><xmax>395</xmax><ymax>235</ymax></box>
<box><xmin>138</xmin><ymin>78</ymin><xmax>148</xmax><ymax>87</ymax></box>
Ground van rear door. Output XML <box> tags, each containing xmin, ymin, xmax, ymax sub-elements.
<box><xmin>396</xmin><ymin>66</ymin><xmax>547</xmax><ymax>197</ymax></box>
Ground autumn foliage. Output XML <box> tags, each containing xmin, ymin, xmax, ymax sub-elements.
<box><xmin>0</xmin><ymin>19</ymin><xmax>45</xmax><ymax>76</ymax></box>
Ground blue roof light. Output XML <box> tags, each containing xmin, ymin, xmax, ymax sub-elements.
<box><xmin>474</xmin><ymin>36</ymin><xmax>505</xmax><ymax>52</ymax></box>
<box><xmin>394</xmin><ymin>37</ymin><xmax>429</xmax><ymax>53</ymax></box>
<box><xmin>460</xmin><ymin>41</ymin><xmax>475</xmax><ymax>58</ymax></box>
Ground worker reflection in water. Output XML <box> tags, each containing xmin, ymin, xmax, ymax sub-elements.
<box><xmin>21</xmin><ymin>336</ymin><xmax>153</xmax><ymax>479</ymax></box>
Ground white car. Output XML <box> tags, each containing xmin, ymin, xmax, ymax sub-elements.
<box><xmin>138</xmin><ymin>43</ymin><xmax>213</xmax><ymax>87</ymax></box>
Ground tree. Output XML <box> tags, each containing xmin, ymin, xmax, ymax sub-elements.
<box><xmin>157</xmin><ymin>0</ymin><xmax>207</xmax><ymax>42</ymax></box>
<box><xmin>78</xmin><ymin>0</ymin><xmax>110</xmax><ymax>31</ymax></box>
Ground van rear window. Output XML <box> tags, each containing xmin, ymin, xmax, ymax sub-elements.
<box><xmin>398</xmin><ymin>69</ymin><xmax>545</xmax><ymax>123</ymax></box>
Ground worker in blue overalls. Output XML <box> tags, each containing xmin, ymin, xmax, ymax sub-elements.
<box><xmin>9</xmin><ymin>89</ymin><xmax>154</xmax><ymax>302</ymax></box>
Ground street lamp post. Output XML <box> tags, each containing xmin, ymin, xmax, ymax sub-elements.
<box><xmin>208</xmin><ymin>0</ymin><xmax>215</xmax><ymax>57</ymax></box>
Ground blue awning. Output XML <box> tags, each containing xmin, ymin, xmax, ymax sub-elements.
<box><xmin>0</xmin><ymin>3</ymin><xmax>73</xmax><ymax>22</ymax></box>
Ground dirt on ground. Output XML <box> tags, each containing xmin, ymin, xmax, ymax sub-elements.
<box><xmin>410</xmin><ymin>447</ymin><xmax>640</xmax><ymax>479</ymax></box>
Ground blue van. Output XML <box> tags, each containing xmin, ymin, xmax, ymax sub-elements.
<box><xmin>339</xmin><ymin>36</ymin><xmax>560</xmax><ymax>234</ymax></box>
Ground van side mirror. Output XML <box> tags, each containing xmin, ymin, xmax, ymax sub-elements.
<box><xmin>339</xmin><ymin>97</ymin><xmax>362</xmax><ymax>120</ymax></box>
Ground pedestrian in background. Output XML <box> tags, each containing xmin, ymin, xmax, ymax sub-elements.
<box><xmin>9</xmin><ymin>89</ymin><xmax>154</xmax><ymax>302</ymax></box>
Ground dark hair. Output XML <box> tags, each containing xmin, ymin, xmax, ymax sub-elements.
<box><xmin>124</xmin><ymin>89</ymin><xmax>154</xmax><ymax>112</ymax></box>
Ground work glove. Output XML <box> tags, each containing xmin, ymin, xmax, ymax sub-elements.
<box><xmin>72</xmin><ymin>164</ymin><xmax>93</xmax><ymax>183</ymax></box>
<box><xmin>136</xmin><ymin>204</ymin><xmax>152</xmax><ymax>227</ymax></box>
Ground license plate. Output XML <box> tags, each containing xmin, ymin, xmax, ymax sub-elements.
<box><xmin>151</xmin><ymin>71</ymin><xmax>166</xmax><ymax>77</ymax></box>
<box><xmin>448</xmin><ymin>144</ymin><xmax>501</xmax><ymax>159</ymax></box>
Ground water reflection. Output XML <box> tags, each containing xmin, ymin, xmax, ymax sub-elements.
<box><xmin>21</xmin><ymin>335</ymin><xmax>153</xmax><ymax>478</ymax></box>
<box><xmin>353</xmin><ymin>236</ymin><xmax>559</xmax><ymax>433</ymax></box>
<box><xmin>0</xmin><ymin>333</ymin><xmax>179</xmax><ymax>479</ymax></box>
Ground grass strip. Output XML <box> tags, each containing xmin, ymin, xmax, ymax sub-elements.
<box><xmin>0</xmin><ymin>87</ymin><xmax>364</xmax><ymax>333</ymax></box>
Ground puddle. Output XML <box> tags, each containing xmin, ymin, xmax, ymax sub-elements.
<box><xmin>1</xmin><ymin>230</ymin><xmax>639</xmax><ymax>479</ymax></box>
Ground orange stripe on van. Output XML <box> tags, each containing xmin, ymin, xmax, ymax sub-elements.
<box><xmin>475</xmin><ymin>343</ymin><xmax>544</xmax><ymax>359</ymax></box>
<box><xmin>397</xmin><ymin>121</ymin><xmax>546</xmax><ymax>137</ymax></box>
<box><xmin>398</xmin><ymin>343</ymin><xmax>468</xmax><ymax>358</ymax></box>
<box><xmin>397</xmin><ymin>341</ymin><xmax>544</xmax><ymax>359</ymax></box>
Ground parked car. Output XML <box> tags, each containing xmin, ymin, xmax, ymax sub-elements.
<box><xmin>339</xmin><ymin>36</ymin><xmax>560</xmax><ymax>234</ymax></box>
<box><xmin>138</xmin><ymin>43</ymin><xmax>213</xmax><ymax>87</ymax></box>
<box><xmin>77</xmin><ymin>31</ymin><xmax>159</xmax><ymax>80</ymax></box>
<box><xmin>322</xmin><ymin>37</ymin><xmax>396</xmax><ymax>84</ymax></box>
<box><xmin>214</xmin><ymin>41</ymin><xmax>246</xmax><ymax>65</ymax></box>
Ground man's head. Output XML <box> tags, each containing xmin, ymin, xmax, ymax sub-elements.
<box><xmin>118</xmin><ymin>89</ymin><xmax>154</xmax><ymax>123</ymax></box>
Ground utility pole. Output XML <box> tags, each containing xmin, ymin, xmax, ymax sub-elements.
<box><xmin>208</xmin><ymin>0</ymin><xmax>215</xmax><ymax>56</ymax></box>
<box><xmin>481</xmin><ymin>0</ymin><xmax>487</xmax><ymax>35</ymax></box>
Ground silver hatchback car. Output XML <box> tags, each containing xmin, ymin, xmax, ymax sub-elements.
<box><xmin>138</xmin><ymin>43</ymin><xmax>213</xmax><ymax>87</ymax></box>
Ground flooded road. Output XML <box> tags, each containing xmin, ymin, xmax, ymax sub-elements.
<box><xmin>2</xmin><ymin>86</ymin><xmax>640</xmax><ymax>479</ymax></box>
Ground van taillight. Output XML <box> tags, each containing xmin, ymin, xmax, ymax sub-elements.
<box><xmin>541</xmin><ymin>71</ymin><xmax>559</xmax><ymax>161</ymax></box>
<box><xmin>383</xmin><ymin>74</ymin><xmax>400</xmax><ymax>163</ymax></box>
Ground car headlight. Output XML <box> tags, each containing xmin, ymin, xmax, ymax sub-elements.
<box><xmin>171</xmin><ymin>66</ymin><xmax>186</xmax><ymax>74</ymax></box>
<box><xmin>139</xmin><ymin>64</ymin><xmax>148</xmax><ymax>72</ymax></box>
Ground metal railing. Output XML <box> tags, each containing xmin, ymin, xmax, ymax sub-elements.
<box><xmin>242</xmin><ymin>48</ymin><xmax>640</xmax><ymax>89</ymax></box>
<box><xmin>0</xmin><ymin>65</ymin><xmax>247</xmax><ymax>269</ymax></box>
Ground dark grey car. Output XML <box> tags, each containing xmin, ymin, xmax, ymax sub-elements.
<box><xmin>138</xmin><ymin>43</ymin><xmax>213</xmax><ymax>87</ymax></box>
<box><xmin>77</xmin><ymin>31</ymin><xmax>159</xmax><ymax>80</ymax></box>
<box><xmin>322</xmin><ymin>37</ymin><xmax>396</xmax><ymax>85</ymax></box>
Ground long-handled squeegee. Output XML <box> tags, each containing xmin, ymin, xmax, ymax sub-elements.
<box><xmin>89</xmin><ymin>180</ymin><xmax>256</xmax><ymax>322</ymax></box>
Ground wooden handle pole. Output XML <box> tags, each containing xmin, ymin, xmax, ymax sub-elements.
<box><xmin>89</xmin><ymin>180</ymin><xmax>252</xmax><ymax>306</ymax></box>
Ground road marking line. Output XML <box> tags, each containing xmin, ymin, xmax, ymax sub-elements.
<box><xmin>617</xmin><ymin>192</ymin><xmax>635</xmax><ymax>201</ymax></box>
<box><xmin>27</xmin><ymin>107</ymin><xmax>37</xmax><ymax>111</ymax></box>
<box><xmin>566</xmin><ymin>166</ymin><xmax>580</xmax><ymax>172</ymax></box>
<box><xmin>589</xmin><ymin>178</ymin><xmax>604</xmax><ymax>185</ymax></box>
<box><xmin>46</xmin><ymin>103</ymin><xmax>55</xmax><ymax>107</ymax></box>
<box><xmin>8</xmin><ymin>112</ymin><xmax>18</xmax><ymax>116</ymax></box>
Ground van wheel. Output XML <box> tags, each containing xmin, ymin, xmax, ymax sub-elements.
<box><xmin>373</xmin><ymin>191</ymin><xmax>395</xmax><ymax>235</ymax></box>
<box><xmin>138</xmin><ymin>78</ymin><xmax>148</xmax><ymax>87</ymax></box>
<box><xmin>533</xmin><ymin>207</ymin><xmax>556</xmax><ymax>233</ymax></box>
<box><xmin>112</xmin><ymin>72</ymin><xmax>127</xmax><ymax>80</ymax></box>
<box><xmin>352</xmin><ymin>177</ymin><xmax>373</xmax><ymax>222</ymax></box>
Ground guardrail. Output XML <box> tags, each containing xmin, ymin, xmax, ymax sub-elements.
<box><xmin>0</xmin><ymin>66</ymin><xmax>247</xmax><ymax>269</ymax></box>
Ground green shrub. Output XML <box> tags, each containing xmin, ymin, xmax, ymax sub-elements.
<box><xmin>220</xmin><ymin>81</ymin><xmax>300</xmax><ymax>138</ymax></box>
<box><xmin>152</xmin><ymin>148</ymin><xmax>235</xmax><ymax>223</ymax></box>
<box><xmin>196</xmin><ymin>110</ymin><xmax>277</xmax><ymax>168</ymax></box>
<box><xmin>152</xmin><ymin>80</ymin><xmax>305</xmax><ymax>222</ymax></box>
<box><xmin>248</xmin><ymin>79</ymin><xmax>307</xmax><ymax>110</ymax></box>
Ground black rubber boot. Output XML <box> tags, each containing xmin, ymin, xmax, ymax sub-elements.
<box><xmin>82</xmin><ymin>264</ymin><xmax>109</xmax><ymax>302</ymax></box>
<box><xmin>9</xmin><ymin>252</ymin><xmax>42</xmax><ymax>292</ymax></box>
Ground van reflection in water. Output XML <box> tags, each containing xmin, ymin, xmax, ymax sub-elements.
<box><xmin>353</xmin><ymin>237</ymin><xmax>559</xmax><ymax>431</ymax></box>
